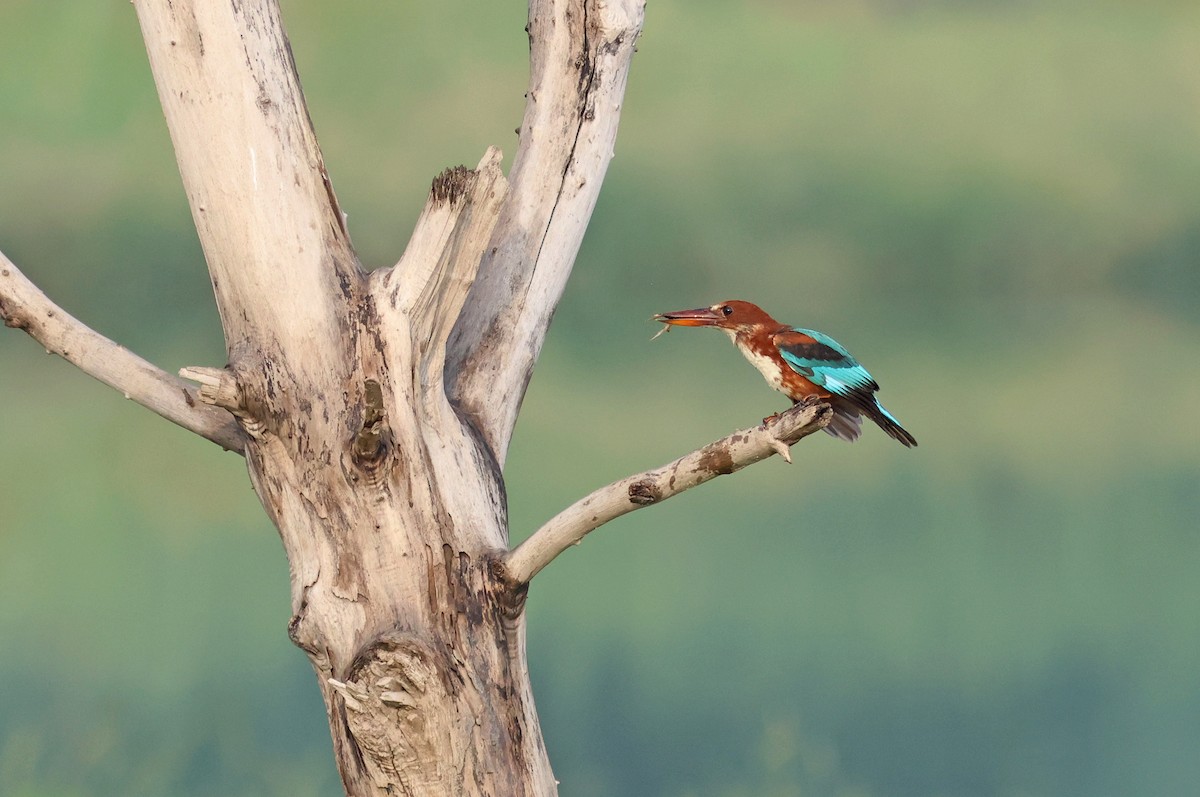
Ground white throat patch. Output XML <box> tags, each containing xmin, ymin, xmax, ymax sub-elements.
<box><xmin>731</xmin><ymin>332</ymin><xmax>786</xmax><ymax>394</ymax></box>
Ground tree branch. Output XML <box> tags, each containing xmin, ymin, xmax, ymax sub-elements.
<box><xmin>504</xmin><ymin>398</ymin><xmax>833</xmax><ymax>585</ymax></box>
<box><xmin>447</xmin><ymin>0</ymin><xmax>646</xmax><ymax>467</ymax></box>
<box><xmin>133</xmin><ymin>0</ymin><xmax>360</xmax><ymax>370</ymax></box>
<box><xmin>0</xmin><ymin>251</ymin><xmax>245</xmax><ymax>452</ymax></box>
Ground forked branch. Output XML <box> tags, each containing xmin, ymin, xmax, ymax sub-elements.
<box><xmin>0</xmin><ymin>251</ymin><xmax>245</xmax><ymax>452</ymax></box>
<box><xmin>504</xmin><ymin>397</ymin><xmax>832</xmax><ymax>585</ymax></box>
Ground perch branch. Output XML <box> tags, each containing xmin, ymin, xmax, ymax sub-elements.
<box><xmin>504</xmin><ymin>397</ymin><xmax>832</xmax><ymax>585</ymax></box>
<box><xmin>0</xmin><ymin>251</ymin><xmax>245</xmax><ymax>452</ymax></box>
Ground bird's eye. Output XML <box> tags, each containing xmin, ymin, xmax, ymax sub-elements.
<box><xmin>721</xmin><ymin>305</ymin><xmax>733</xmax><ymax>316</ymax></box>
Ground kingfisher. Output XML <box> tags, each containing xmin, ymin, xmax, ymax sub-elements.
<box><xmin>654</xmin><ymin>300</ymin><xmax>917</xmax><ymax>447</ymax></box>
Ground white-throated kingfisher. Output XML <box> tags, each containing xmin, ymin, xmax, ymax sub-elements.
<box><xmin>654</xmin><ymin>300</ymin><xmax>917</xmax><ymax>447</ymax></box>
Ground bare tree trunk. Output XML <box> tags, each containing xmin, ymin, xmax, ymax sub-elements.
<box><xmin>1</xmin><ymin>1</ymin><xmax>833</xmax><ymax>794</ymax></box>
<box><xmin>130</xmin><ymin>1</ymin><xmax>640</xmax><ymax>793</ymax></box>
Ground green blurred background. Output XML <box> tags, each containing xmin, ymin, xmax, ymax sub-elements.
<box><xmin>2</xmin><ymin>1</ymin><xmax>1199</xmax><ymax>795</ymax></box>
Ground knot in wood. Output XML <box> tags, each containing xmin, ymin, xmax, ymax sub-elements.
<box><xmin>0</xmin><ymin>293</ymin><xmax>25</xmax><ymax>329</ymax></box>
<box><xmin>488</xmin><ymin>556</ymin><xmax>529</xmax><ymax>620</ymax></box>
<box><xmin>628</xmin><ymin>480</ymin><xmax>661</xmax><ymax>505</ymax></box>
<box><xmin>351</xmin><ymin>378</ymin><xmax>389</xmax><ymax>468</ymax></box>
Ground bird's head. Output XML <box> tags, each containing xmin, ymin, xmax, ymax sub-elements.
<box><xmin>653</xmin><ymin>300</ymin><xmax>778</xmax><ymax>332</ymax></box>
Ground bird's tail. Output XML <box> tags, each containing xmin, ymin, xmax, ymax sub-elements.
<box><xmin>824</xmin><ymin>398</ymin><xmax>917</xmax><ymax>448</ymax></box>
<box><xmin>823</xmin><ymin>404</ymin><xmax>864</xmax><ymax>443</ymax></box>
<box><xmin>866</xmin><ymin>400</ymin><xmax>918</xmax><ymax>448</ymax></box>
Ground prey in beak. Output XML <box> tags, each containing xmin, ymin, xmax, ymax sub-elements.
<box><xmin>652</xmin><ymin>307</ymin><xmax>726</xmax><ymax>327</ymax></box>
<box><xmin>651</xmin><ymin>306</ymin><xmax>727</xmax><ymax>339</ymax></box>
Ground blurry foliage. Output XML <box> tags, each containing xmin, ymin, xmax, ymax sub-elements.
<box><xmin>2</xmin><ymin>1</ymin><xmax>1199</xmax><ymax>795</ymax></box>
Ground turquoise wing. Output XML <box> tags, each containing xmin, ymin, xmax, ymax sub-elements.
<box><xmin>776</xmin><ymin>327</ymin><xmax>916</xmax><ymax>447</ymax></box>
<box><xmin>775</xmin><ymin>327</ymin><xmax>880</xmax><ymax>398</ymax></box>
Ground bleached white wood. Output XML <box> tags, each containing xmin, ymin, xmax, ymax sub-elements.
<box><xmin>448</xmin><ymin>0</ymin><xmax>646</xmax><ymax>467</ymax></box>
<box><xmin>130</xmin><ymin>2</ymin><xmax>564</xmax><ymax>793</ymax></box>
<box><xmin>133</xmin><ymin>0</ymin><xmax>360</xmax><ymax>368</ymax></box>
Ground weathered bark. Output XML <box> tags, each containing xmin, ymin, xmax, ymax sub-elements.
<box><xmin>2</xmin><ymin>1</ymin><xmax>833</xmax><ymax>794</ymax></box>
<box><xmin>129</xmin><ymin>1</ymin><xmax>641</xmax><ymax>794</ymax></box>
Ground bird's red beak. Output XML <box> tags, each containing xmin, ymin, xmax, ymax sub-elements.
<box><xmin>653</xmin><ymin>307</ymin><xmax>723</xmax><ymax>327</ymax></box>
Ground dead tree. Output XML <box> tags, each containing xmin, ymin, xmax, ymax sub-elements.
<box><xmin>0</xmin><ymin>1</ymin><xmax>829</xmax><ymax>794</ymax></box>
